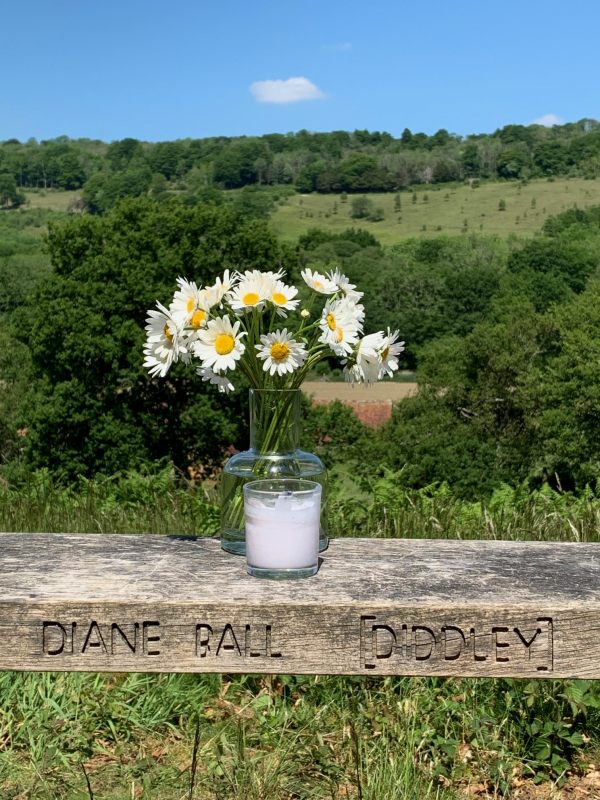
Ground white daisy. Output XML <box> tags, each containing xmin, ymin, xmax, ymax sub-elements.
<box><xmin>204</xmin><ymin>269</ymin><xmax>237</xmax><ymax>309</ymax></box>
<box><xmin>327</xmin><ymin>268</ymin><xmax>364</xmax><ymax>302</ymax></box>
<box><xmin>378</xmin><ymin>328</ymin><xmax>405</xmax><ymax>379</ymax></box>
<box><xmin>197</xmin><ymin>365</ymin><xmax>235</xmax><ymax>394</ymax></box>
<box><xmin>237</xmin><ymin>267</ymin><xmax>285</xmax><ymax>283</ymax></box>
<box><xmin>143</xmin><ymin>302</ymin><xmax>189</xmax><ymax>377</ymax></box>
<box><xmin>170</xmin><ymin>277</ymin><xmax>210</xmax><ymax>331</ymax></box>
<box><xmin>318</xmin><ymin>297</ymin><xmax>364</xmax><ymax>356</ymax></box>
<box><xmin>353</xmin><ymin>332</ymin><xmax>385</xmax><ymax>384</ymax></box>
<box><xmin>193</xmin><ymin>315</ymin><xmax>246</xmax><ymax>372</ymax></box>
<box><xmin>301</xmin><ymin>267</ymin><xmax>338</xmax><ymax>295</ymax></box>
<box><xmin>256</xmin><ymin>329</ymin><xmax>308</xmax><ymax>376</ymax></box>
<box><xmin>228</xmin><ymin>272</ymin><xmax>271</xmax><ymax>313</ymax></box>
<box><xmin>269</xmin><ymin>279</ymin><xmax>300</xmax><ymax>317</ymax></box>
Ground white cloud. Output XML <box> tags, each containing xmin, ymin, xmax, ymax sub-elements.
<box><xmin>532</xmin><ymin>113</ymin><xmax>564</xmax><ymax>127</ymax></box>
<box><xmin>250</xmin><ymin>77</ymin><xmax>326</xmax><ymax>105</ymax></box>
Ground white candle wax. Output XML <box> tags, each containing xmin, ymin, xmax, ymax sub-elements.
<box><xmin>245</xmin><ymin>490</ymin><xmax>320</xmax><ymax>570</ymax></box>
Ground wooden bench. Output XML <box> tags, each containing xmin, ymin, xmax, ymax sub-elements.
<box><xmin>1</xmin><ymin>532</ymin><xmax>597</xmax><ymax>678</ymax></box>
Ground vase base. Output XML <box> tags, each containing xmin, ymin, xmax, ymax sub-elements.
<box><xmin>247</xmin><ymin>564</ymin><xmax>318</xmax><ymax>580</ymax></box>
<box><xmin>221</xmin><ymin>539</ymin><xmax>246</xmax><ymax>556</ymax></box>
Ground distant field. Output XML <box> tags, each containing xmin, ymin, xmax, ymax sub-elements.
<box><xmin>17</xmin><ymin>178</ymin><xmax>600</xmax><ymax>247</ymax></box>
<box><xmin>302</xmin><ymin>380</ymin><xmax>417</xmax><ymax>403</ymax></box>
<box><xmin>270</xmin><ymin>177</ymin><xmax>600</xmax><ymax>245</ymax></box>
<box><xmin>23</xmin><ymin>189</ymin><xmax>80</xmax><ymax>211</ymax></box>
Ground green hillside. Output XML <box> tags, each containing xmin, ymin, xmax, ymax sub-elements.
<box><xmin>18</xmin><ymin>177</ymin><xmax>600</xmax><ymax>248</ymax></box>
<box><xmin>270</xmin><ymin>177</ymin><xmax>600</xmax><ymax>245</ymax></box>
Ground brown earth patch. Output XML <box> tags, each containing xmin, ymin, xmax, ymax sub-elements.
<box><xmin>302</xmin><ymin>380</ymin><xmax>417</xmax><ymax>428</ymax></box>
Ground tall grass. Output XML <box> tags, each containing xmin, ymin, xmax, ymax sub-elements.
<box><xmin>0</xmin><ymin>468</ymin><xmax>219</xmax><ymax>535</ymax></box>
<box><xmin>4</xmin><ymin>467</ymin><xmax>599</xmax><ymax>542</ymax></box>
<box><xmin>331</xmin><ymin>476</ymin><xmax>600</xmax><ymax>542</ymax></box>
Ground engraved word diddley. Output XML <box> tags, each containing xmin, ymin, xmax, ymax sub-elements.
<box><xmin>360</xmin><ymin>615</ymin><xmax>554</xmax><ymax>672</ymax></box>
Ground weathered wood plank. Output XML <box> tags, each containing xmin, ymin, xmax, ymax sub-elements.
<box><xmin>0</xmin><ymin>532</ymin><xmax>598</xmax><ymax>677</ymax></box>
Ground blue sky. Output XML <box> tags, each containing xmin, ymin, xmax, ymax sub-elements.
<box><xmin>2</xmin><ymin>0</ymin><xmax>599</xmax><ymax>142</ymax></box>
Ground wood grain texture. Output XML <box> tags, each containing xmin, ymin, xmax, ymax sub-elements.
<box><xmin>0</xmin><ymin>533</ymin><xmax>598</xmax><ymax>677</ymax></box>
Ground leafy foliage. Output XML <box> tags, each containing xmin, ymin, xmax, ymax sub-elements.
<box><xmin>524</xmin><ymin>281</ymin><xmax>600</xmax><ymax>489</ymax></box>
<box><xmin>14</xmin><ymin>197</ymin><xmax>287</xmax><ymax>479</ymax></box>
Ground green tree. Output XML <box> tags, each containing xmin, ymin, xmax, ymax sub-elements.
<box><xmin>350</xmin><ymin>195</ymin><xmax>374</xmax><ymax>219</ymax></box>
<box><xmin>82</xmin><ymin>166</ymin><xmax>153</xmax><ymax>213</ymax></box>
<box><xmin>0</xmin><ymin>173</ymin><xmax>25</xmax><ymax>208</ymax></box>
<box><xmin>366</xmin><ymin>306</ymin><xmax>550</xmax><ymax>497</ymax></box>
<box><xmin>532</xmin><ymin>141</ymin><xmax>568</xmax><ymax>176</ymax></box>
<box><xmin>106</xmin><ymin>138</ymin><xmax>145</xmax><ymax>171</ymax></box>
<box><xmin>16</xmin><ymin>197</ymin><xmax>287</xmax><ymax>479</ymax></box>
<box><xmin>524</xmin><ymin>281</ymin><xmax>600</xmax><ymax>490</ymax></box>
<box><xmin>461</xmin><ymin>141</ymin><xmax>480</xmax><ymax>176</ymax></box>
<box><xmin>432</xmin><ymin>158</ymin><xmax>461</xmax><ymax>183</ymax></box>
<box><xmin>508</xmin><ymin>237</ymin><xmax>599</xmax><ymax>296</ymax></box>
<box><xmin>368</xmin><ymin>206</ymin><xmax>385</xmax><ymax>221</ymax></box>
<box><xmin>496</xmin><ymin>146</ymin><xmax>531</xmax><ymax>179</ymax></box>
<box><xmin>213</xmin><ymin>141</ymin><xmax>267</xmax><ymax>188</ymax></box>
<box><xmin>345</xmin><ymin>236</ymin><xmax>507</xmax><ymax>368</ymax></box>
<box><xmin>149</xmin><ymin>173</ymin><xmax>169</xmax><ymax>199</ymax></box>
<box><xmin>148</xmin><ymin>141</ymin><xmax>184</xmax><ymax>180</ymax></box>
<box><xmin>338</xmin><ymin>154</ymin><xmax>394</xmax><ymax>192</ymax></box>
<box><xmin>232</xmin><ymin>186</ymin><xmax>277</xmax><ymax>218</ymax></box>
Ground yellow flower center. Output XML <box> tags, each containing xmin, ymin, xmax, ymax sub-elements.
<box><xmin>381</xmin><ymin>346</ymin><xmax>389</xmax><ymax>360</ymax></box>
<box><xmin>186</xmin><ymin>297</ymin><xmax>195</xmax><ymax>313</ymax></box>
<box><xmin>190</xmin><ymin>309</ymin><xmax>206</xmax><ymax>328</ymax></box>
<box><xmin>326</xmin><ymin>312</ymin><xmax>337</xmax><ymax>331</ymax></box>
<box><xmin>215</xmin><ymin>333</ymin><xmax>235</xmax><ymax>355</ymax></box>
<box><xmin>272</xmin><ymin>291</ymin><xmax>287</xmax><ymax>305</ymax></box>
<box><xmin>243</xmin><ymin>292</ymin><xmax>260</xmax><ymax>306</ymax></box>
<box><xmin>315</xmin><ymin>280</ymin><xmax>323</xmax><ymax>289</ymax></box>
<box><xmin>163</xmin><ymin>323</ymin><xmax>173</xmax><ymax>342</ymax></box>
<box><xmin>336</xmin><ymin>327</ymin><xmax>343</xmax><ymax>343</ymax></box>
<box><xmin>271</xmin><ymin>342</ymin><xmax>290</xmax><ymax>362</ymax></box>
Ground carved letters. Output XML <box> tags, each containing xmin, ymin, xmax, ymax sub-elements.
<box><xmin>41</xmin><ymin>619</ymin><xmax>283</xmax><ymax>661</ymax></box>
<box><xmin>39</xmin><ymin>614</ymin><xmax>555</xmax><ymax>674</ymax></box>
<box><xmin>42</xmin><ymin>621</ymin><xmax>161</xmax><ymax>656</ymax></box>
<box><xmin>360</xmin><ymin>616</ymin><xmax>554</xmax><ymax>672</ymax></box>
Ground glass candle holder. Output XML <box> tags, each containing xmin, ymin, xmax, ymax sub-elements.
<box><xmin>243</xmin><ymin>479</ymin><xmax>321</xmax><ymax>580</ymax></box>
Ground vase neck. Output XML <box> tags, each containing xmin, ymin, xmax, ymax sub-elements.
<box><xmin>249</xmin><ymin>389</ymin><xmax>301</xmax><ymax>454</ymax></box>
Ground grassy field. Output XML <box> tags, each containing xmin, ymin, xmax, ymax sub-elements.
<box><xmin>23</xmin><ymin>189</ymin><xmax>81</xmax><ymax>211</ymax></box>
<box><xmin>13</xmin><ymin>177</ymin><xmax>600</xmax><ymax>251</ymax></box>
<box><xmin>270</xmin><ymin>177</ymin><xmax>600</xmax><ymax>245</ymax></box>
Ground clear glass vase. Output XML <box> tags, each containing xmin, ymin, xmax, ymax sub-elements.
<box><xmin>220</xmin><ymin>388</ymin><xmax>328</xmax><ymax>555</ymax></box>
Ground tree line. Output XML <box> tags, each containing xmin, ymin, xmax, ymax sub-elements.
<box><xmin>2</xmin><ymin>119</ymin><xmax>600</xmax><ymax>211</ymax></box>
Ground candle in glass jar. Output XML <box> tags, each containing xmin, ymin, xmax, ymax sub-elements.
<box><xmin>243</xmin><ymin>479</ymin><xmax>321</xmax><ymax>578</ymax></box>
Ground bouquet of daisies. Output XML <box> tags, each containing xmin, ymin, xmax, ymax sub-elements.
<box><xmin>143</xmin><ymin>265</ymin><xmax>404</xmax><ymax>389</ymax></box>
